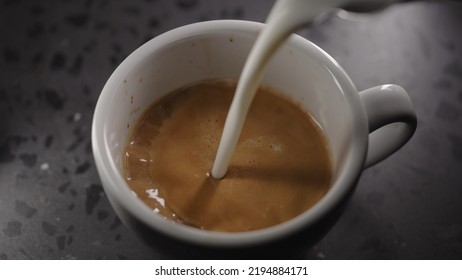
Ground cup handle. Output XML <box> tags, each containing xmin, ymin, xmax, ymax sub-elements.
<box><xmin>359</xmin><ymin>84</ymin><xmax>417</xmax><ymax>168</ymax></box>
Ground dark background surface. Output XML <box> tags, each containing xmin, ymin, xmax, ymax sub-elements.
<box><xmin>1</xmin><ymin>0</ymin><xmax>461</xmax><ymax>259</ymax></box>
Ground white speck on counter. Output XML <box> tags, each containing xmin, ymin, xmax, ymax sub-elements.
<box><xmin>92</xmin><ymin>240</ymin><xmax>102</xmax><ymax>246</ymax></box>
<box><xmin>40</xmin><ymin>162</ymin><xmax>50</xmax><ymax>171</ymax></box>
<box><xmin>317</xmin><ymin>252</ymin><xmax>326</xmax><ymax>259</ymax></box>
<box><xmin>61</xmin><ymin>254</ymin><xmax>77</xmax><ymax>260</ymax></box>
<box><xmin>73</xmin><ymin>112</ymin><xmax>82</xmax><ymax>122</ymax></box>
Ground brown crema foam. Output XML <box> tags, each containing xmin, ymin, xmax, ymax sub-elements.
<box><xmin>123</xmin><ymin>80</ymin><xmax>332</xmax><ymax>232</ymax></box>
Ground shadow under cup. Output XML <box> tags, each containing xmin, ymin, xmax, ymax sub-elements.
<box><xmin>92</xmin><ymin>20</ymin><xmax>368</xmax><ymax>257</ymax></box>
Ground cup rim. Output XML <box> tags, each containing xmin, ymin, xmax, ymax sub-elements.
<box><xmin>92</xmin><ymin>19</ymin><xmax>368</xmax><ymax>247</ymax></box>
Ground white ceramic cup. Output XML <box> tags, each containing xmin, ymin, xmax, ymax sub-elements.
<box><xmin>92</xmin><ymin>20</ymin><xmax>416</xmax><ymax>256</ymax></box>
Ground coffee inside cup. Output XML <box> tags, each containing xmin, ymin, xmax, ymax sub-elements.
<box><xmin>123</xmin><ymin>79</ymin><xmax>332</xmax><ymax>232</ymax></box>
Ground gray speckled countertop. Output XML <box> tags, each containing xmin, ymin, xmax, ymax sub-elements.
<box><xmin>1</xmin><ymin>0</ymin><xmax>461</xmax><ymax>259</ymax></box>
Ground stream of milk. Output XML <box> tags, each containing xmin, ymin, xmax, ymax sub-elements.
<box><xmin>211</xmin><ymin>0</ymin><xmax>348</xmax><ymax>179</ymax></box>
